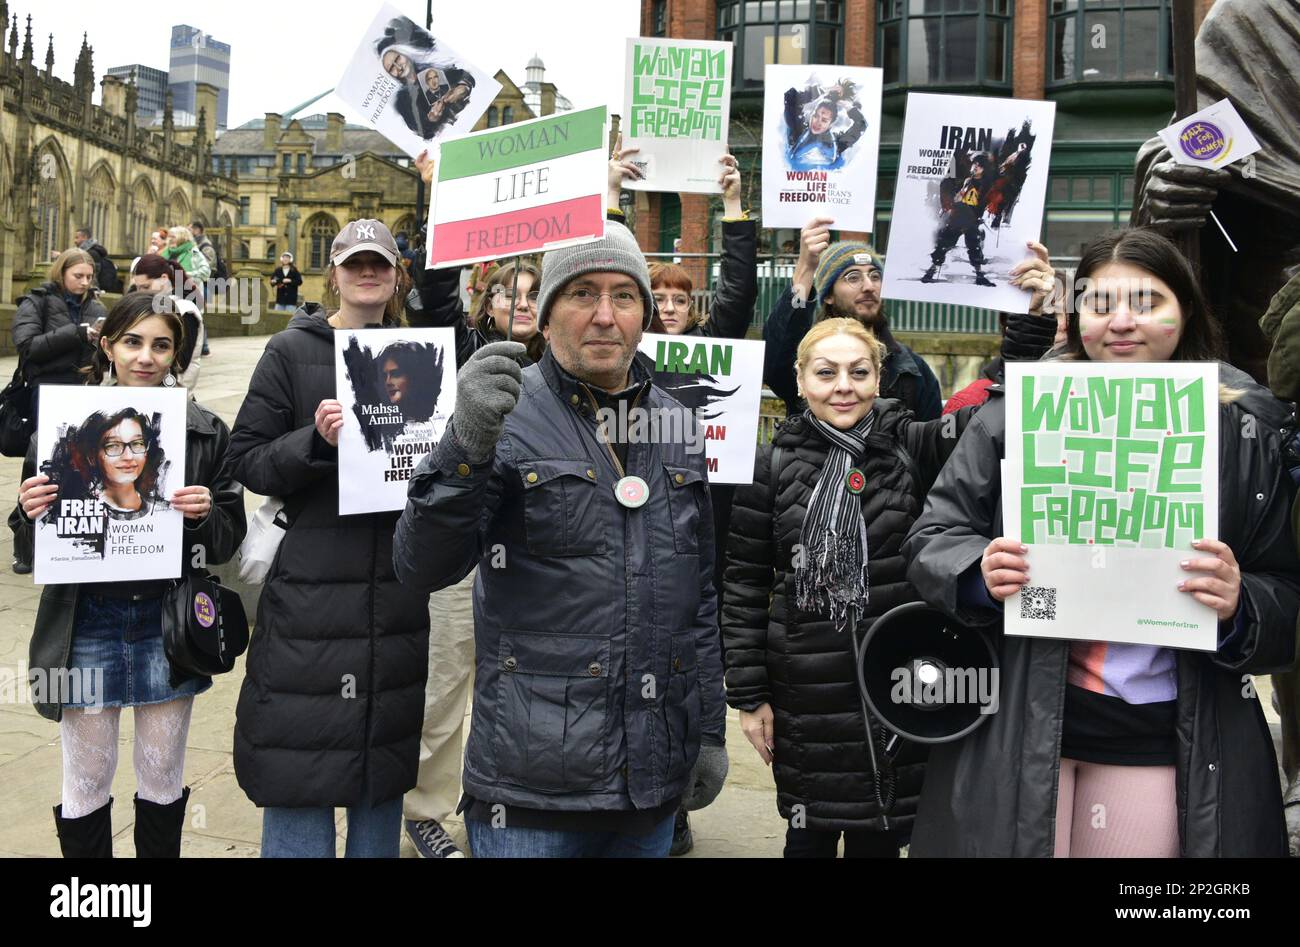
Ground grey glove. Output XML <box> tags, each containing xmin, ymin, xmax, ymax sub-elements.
<box><xmin>450</xmin><ymin>340</ymin><xmax>526</xmax><ymax>463</ymax></box>
<box><xmin>1141</xmin><ymin>153</ymin><xmax>1231</xmax><ymax>234</ymax></box>
<box><xmin>682</xmin><ymin>743</ymin><xmax>729</xmax><ymax>812</ymax></box>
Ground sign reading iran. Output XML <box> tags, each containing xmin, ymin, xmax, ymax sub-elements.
<box><xmin>636</xmin><ymin>334</ymin><xmax>765</xmax><ymax>485</ymax></box>
<box><xmin>426</xmin><ymin>105</ymin><xmax>608</xmax><ymax>268</ymax></box>
<box><xmin>1002</xmin><ymin>362</ymin><xmax>1220</xmax><ymax>651</ymax></box>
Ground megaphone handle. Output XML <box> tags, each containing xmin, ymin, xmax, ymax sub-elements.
<box><xmin>850</xmin><ymin>617</ymin><xmax>899</xmax><ymax>820</ymax></box>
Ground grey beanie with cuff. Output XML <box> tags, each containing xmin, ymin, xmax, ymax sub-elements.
<box><xmin>536</xmin><ymin>221</ymin><xmax>656</xmax><ymax>329</ymax></box>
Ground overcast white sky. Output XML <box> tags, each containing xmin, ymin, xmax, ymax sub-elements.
<box><xmin>30</xmin><ymin>0</ymin><xmax>641</xmax><ymax>128</ymax></box>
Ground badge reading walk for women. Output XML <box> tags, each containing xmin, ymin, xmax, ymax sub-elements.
<box><xmin>335</xmin><ymin>327</ymin><xmax>457</xmax><ymax>515</ymax></box>
<box><xmin>1157</xmin><ymin>98</ymin><xmax>1262</xmax><ymax>169</ymax></box>
<box><xmin>1002</xmin><ymin>363</ymin><xmax>1220</xmax><ymax>651</ymax></box>
<box><xmin>34</xmin><ymin>385</ymin><xmax>187</xmax><ymax>585</ymax></box>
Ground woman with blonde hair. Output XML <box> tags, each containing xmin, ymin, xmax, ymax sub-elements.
<box><xmin>161</xmin><ymin>226</ymin><xmax>211</xmax><ymax>299</ymax></box>
<box><xmin>723</xmin><ymin>317</ymin><xmax>975</xmax><ymax>858</ymax></box>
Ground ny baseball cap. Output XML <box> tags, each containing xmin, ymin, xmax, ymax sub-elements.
<box><xmin>330</xmin><ymin>219</ymin><xmax>399</xmax><ymax>267</ymax></box>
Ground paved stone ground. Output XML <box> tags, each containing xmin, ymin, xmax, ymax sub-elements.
<box><xmin>0</xmin><ymin>335</ymin><xmax>1284</xmax><ymax>858</ymax></box>
<box><xmin>0</xmin><ymin>335</ymin><xmax>787</xmax><ymax>858</ymax></box>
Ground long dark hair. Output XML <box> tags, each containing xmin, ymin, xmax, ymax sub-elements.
<box><xmin>41</xmin><ymin>407</ymin><xmax>168</xmax><ymax>505</ymax></box>
<box><xmin>1062</xmin><ymin>228</ymin><xmax>1225</xmax><ymax>363</ymax></box>
<box><xmin>84</xmin><ymin>293</ymin><xmax>186</xmax><ymax>385</ymax></box>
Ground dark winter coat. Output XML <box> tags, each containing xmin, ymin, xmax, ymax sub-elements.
<box><xmin>723</xmin><ymin>399</ymin><xmax>970</xmax><ymax>832</ymax></box>
<box><xmin>12</xmin><ymin>283</ymin><xmax>105</xmax><ymax>384</ymax></box>
<box><xmin>393</xmin><ymin>350</ymin><xmax>726</xmax><ymax>813</ymax></box>
<box><xmin>227</xmin><ymin>308</ymin><xmax>431</xmax><ymax>808</ymax></box>
<box><xmin>23</xmin><ymin>398</ymin><xmax>246</xmax><ymax>722</ymax></box>
<box><xmin>763</xmin><ymin>289</ymin><xmax>943</xmax><ymax>421</ymax></box>
<box><xmin>902</xmin><ymin>371</ymin><xmax>1300</xmax><ymax>857</ymax></box>
<box><xmin>271</xmin><ymin>266</ymin><xmax>302</xmax><ymax>308</ymax></box>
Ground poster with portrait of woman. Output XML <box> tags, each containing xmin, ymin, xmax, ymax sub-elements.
<box><xmin>335</xmin><ymin>327</ymin><xmax>457</xmax><ymax>515</ymax></box>
<box><xmin>33</xmin><ymin>386</ymin><xmax>187</xmax><ymax>585</ymax></box>
<box><xmin>336</xmin><ymin>4</ymin><xmax>501</xmax><ymax>159</ymax></box>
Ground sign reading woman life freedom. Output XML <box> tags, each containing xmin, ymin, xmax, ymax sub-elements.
<box><xmin>336</xmin><ymin>3</ymin><xmax>500</xmax><ymax>160</ymax></box>
<box><xmin>621</xmin><ymin>37</ymin><xmax>732</xmax><ymax>194</ymax></box>
<box><xmin>335</xmin><ymin>327</ymin><xmax>457</xmax><ymax>515</ymax></box>
<box><xmin>34</xmin><ymin>385</ymin><xmax>187</xmax><ymax>585</ymax></box>
<box><xmin>425</xmin><ymin>106</ymin><xmax>609</xmax><ymax>268</ymax></box>
<box><xmin>760</xmin><ymin>64</ymin><xmax>883</xmax><ymax>232</ymax></box>
<box><xmin>635</xmin><ymin>334</ymin><xmax>765</xmax><ymax>485</ymax></box>
<box><xmin>882</xmin><ymin>93</ymin><xmax>1056</xmax><ymax>314</ymax></box>
<box><xmin>1002</xmin><ymin>363</ymin><xmax>1220</xmax><ymax>651</ymax></box>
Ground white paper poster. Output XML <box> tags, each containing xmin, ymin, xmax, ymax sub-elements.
<box><xmin>34</xmin><ymin>385</ymin><xmax>187</xmax><ymax>585</ymax></box>
<box><xmin>882</xmin><ymin>93</ymin><xmax>1056</xmax><ymax>314</ymax></box>
<box><xmin>1002</xmin><ymin>363</ymin><xmax>1220</xmax><ymax>650</ymax></box>
<box><xmin>335</xmin><ymin>327</ymin><xmax>457</xmax><ymax>515</ymax></box>
<box><xmin>638</xmin><ymin>334</ymin><xmax>765</xmax><ymax>485</ymax></box>
<box><xmin>623</xmin><ymin>37</ymin><xmax>732</xmax><ymax>194</ymax></box>
<box><xmin>761</xmin><ymin>64</ymin><xmax>883</xmax><ymax>232</ymax></box>
<box><xmin>336</xmin><ymin>4</ymin><xmax>501</xmax><ymax>159</ymax></box>
<box><xmin>1157</xmin><ymin>98</ymin><xmax>1262</xmax><ymax>169</ymax></box>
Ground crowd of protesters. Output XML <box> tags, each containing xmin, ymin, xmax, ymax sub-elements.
<box><xmin>7</xmin><ymin>123</ymin><xmax>1300</xmax><ymax>863</ymax></box>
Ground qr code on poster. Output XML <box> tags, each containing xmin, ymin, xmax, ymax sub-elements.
<box><xmin>1020</xmin><ymin>586</ymin><xmax>1057</xmax><ymax>621</ymax></box>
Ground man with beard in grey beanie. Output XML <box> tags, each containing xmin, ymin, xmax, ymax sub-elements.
<box><xmin>394</xmin><ymin>222</ymin><xmax>729</xmax><ymax>858</ymax></box>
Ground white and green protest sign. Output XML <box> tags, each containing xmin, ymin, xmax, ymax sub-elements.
<box><xmin>1003</xmin><ymin>363</ymin><xmax>1220</xmax><ymax>650</ymax></box>
<box><xmin>425</xmin><ymin>106</ymin><xmax>608</xmax><ymax>268</ymax></box>
<box><xmin>622</xmin><ymin>37</ymin><xmax>732</xmax><ymax>194</ymax></box>
<box><xmin>636</xmin><ymin>334</ymin><xmax>765</xmax><ymax>484</ymax></box>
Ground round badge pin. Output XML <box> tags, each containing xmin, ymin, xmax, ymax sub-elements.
<box><xmin>846</xmin><ymin>468</ymin><xmax>866</xmax><ymax>495</ymax></box>
<box><xmin>615</xmin><ymin>475</ymin><xmax>650</xmax><ymax>508</ymax></box>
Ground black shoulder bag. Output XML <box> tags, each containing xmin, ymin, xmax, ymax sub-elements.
<box><xmin>162</xmin><ymin>571</ymin><xmax>249</xmax><ymax>687</ymax></box>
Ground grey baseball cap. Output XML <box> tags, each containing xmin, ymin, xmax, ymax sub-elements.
<box><xmin>330</xmin><ymin>219</ymin><xmax>399</xmax><ymax>266</ymax></box>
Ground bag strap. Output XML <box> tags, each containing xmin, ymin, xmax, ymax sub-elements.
<box><xmin>768</xmin><ymin>443</ymin><xmax>784</xmax><ymax>562</ymax></box>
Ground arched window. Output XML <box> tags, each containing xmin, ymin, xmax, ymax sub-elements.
<box><xmin>306</xmin><ymin>213</ymin><xmax>339</xmax><ymax>270</ymax></box>
<box><xmin>35</xmin><ymin>146</ymin><xmax>68</xmax><ymax>263</ymax></box>
<box><xmin>487</xmin><ymin>106</ymin><xmax>499</xmax><ymax>127</ymax></box>
<box><xmin>237</xmin><ymin>240</ymin><xmax>251</xmax><ymax>260</ymax></box>
<box><xmin>392</xmin><ymin>214</ymin><xmax>417</xmax><ymax>240</ymax></box>
<box><xmin>168</xmin><ymin>190</ymin><xmax>191</xmax><ymax>231</ymax></box>
<box><xmin>502</xmin><ymin>106</ymin><xmax>514</xmax><ymax>125</ymax></box>
<box><xmin>86</xmin><ymin>165</ymin><xmax>116</xmax><ymax>254</ymax></box>
<box><xmin>131</xmin><ymin>177</ymin><xmax>158</xmax><ymax>256</ymax></box>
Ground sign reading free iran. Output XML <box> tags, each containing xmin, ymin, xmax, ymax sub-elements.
<box><xmin>426</xmin><ymin>106</ymin><xmax>608</xmax><ymax>268</ymax></box>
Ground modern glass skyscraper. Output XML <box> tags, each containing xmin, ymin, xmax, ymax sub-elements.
<box><xmin>106</xmin><ymin>64</ymin><xmax>169</xmax><ymax>121</ymax></box>
<box><xmin>168</xmin><ymin>24</ymin><xmax>230</xmax><ymax>129</ymax></box>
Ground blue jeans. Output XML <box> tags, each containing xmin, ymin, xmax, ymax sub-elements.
<box><xmin>260</xmin><ymin>785</ymin><xmax>403</xmax><ymax>858</ymax></box>
<box><xmin>466</xmin><ymin>813</ymin><xmax>675</xmax><ymax>858</ymax></box>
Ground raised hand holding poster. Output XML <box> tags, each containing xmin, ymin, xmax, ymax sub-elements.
<box><xmin>34</xmin><ymin>386</ymin><xmax>187</xmax><ymax>585</ymax></box>
<box><xmin>336</xmin><ymin>4</ymin><xmax>501</xmax><ymax>159</ymax></box>
<box><xmin>882</xmin><ymin>93</ymin><xmax>1055</xmax><ymax>313</ymax></box>
<box><xmin>335</xmin><ymin>327</ymin><xmax>457</xmax><ymax>515</ymax></box>
<box><xmin>761</xmin><ymin>64</ymin><xmax>883</xmax><ymax>232</ymax></box>
<box><xmin>623</xmin><ymin>37</ymin><xmax>732</xmax><ymax>194</ymax></box>
<box><xmin>1002</xmin><ymin>363</ymin><xmax>1219</xmax><ymax>650</ymax></box>
<box><xmin>637</xmin><ymin>334</ymin><xmax>765</xmax><ymax>485</ymax></box>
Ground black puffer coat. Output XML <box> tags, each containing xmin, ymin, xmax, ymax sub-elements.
<box><xmin>903</xmin><ymin>374</ymin><xmax>1300</xmax><ymax>856</ymax></box>
<box><xmin>723</xmin><ymin>399</ymin><xmax>969</xmax><ymax>831</ymax></box>
<box><xmin>12</xmin><ymin>283</ymin><xmax>105</xmax><ymax>384</ymax></box>
<box><xmin>227</xmin><ymin>307</ymin><xmax>431</xmax><ymax>808</ymax></box>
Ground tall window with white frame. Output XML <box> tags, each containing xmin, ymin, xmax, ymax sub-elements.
<box><xmin>876</xmin><ymin>0</ymin><xmax>1012</xmax><ymax>89</ymax></box>
<box><xmin>716</xmin><ymin>1</ymin><xmax>845</xmax><ymax>89</ymax></box>
<box><xmin>1048</xmin><ymin>0</ymin><xmax>1173</xmax><ymax>85</ymax></box>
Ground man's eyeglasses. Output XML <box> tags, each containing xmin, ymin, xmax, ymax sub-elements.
<box><xmin>490</xmin><ymin>290</ymin><xmax>539</xmax><ymax>309</ymax></box>
<box><xmin>101</xmin><ymin>439</ymin><xmax>148</xmax><ymax>458</ymax></box>
<box><xmin>839</xmin><ymin>269</ymin><xmax>882</xmax><ymax>287</ymax></box>
<box><xmin>558</xmin><ymin>289</ymin><xmax>643</xmax><ymax>314</ymax></box>
<box><xmin>653</xmin><ymin>293</ymin><xmax>692</xmax><ymax>310</ymax></box>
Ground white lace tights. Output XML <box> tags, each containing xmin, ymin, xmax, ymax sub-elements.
<box><xmin>59</xmin><ymin>697</ymin><xmax>194</xmax><ymax>819</ymax></box>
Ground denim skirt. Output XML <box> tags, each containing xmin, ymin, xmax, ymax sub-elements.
<box><xmin>64</xmin><ymin>592</ymin><xmax>209</xmax><ymax>710</ymax></box>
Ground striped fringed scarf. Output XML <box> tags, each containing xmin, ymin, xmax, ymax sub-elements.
<box><xmin>794</xmin><ymin>409</ymin><xmax>875</xmax><ymax>634</ymax></box>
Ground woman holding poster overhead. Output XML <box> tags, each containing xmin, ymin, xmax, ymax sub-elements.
<box><xmin>16</xmin><ymin>292</ymin><xmax>246</xmax><ymax>858</ymax></box>
<box><xmin>227</xmin><ymin>218</ymin><xmax>431</xmax><ymax>858</ymax></box>
<box><xmin>723</xmin><ymin>318</ymin><xmax>976</xmax><ymax>858</ymax></box>
<box><xmin>903</xmin><ymin>228</ymin><xmax>1300</xmax><ymax>857</ymax></box>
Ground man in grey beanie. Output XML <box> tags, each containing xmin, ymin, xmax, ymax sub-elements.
<box><xmin>394</xmin><ymin>222</ymin><xmax>728</xmax><ymax>858</ymax></box>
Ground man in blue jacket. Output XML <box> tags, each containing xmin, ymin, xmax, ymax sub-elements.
<box><xmin>393</xmin><ymin>223</ymin><xmax>729</xmax><ymax>857</ymax></box>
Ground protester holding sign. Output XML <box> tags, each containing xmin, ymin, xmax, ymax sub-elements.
<box><xmin>394</xmin><ymin>222</ymin><xmax>728</xmax><ymax>858</ymax></box>
<box><xmin>228</xmin><ymin>218</ymin><xmax>431</xmax><ymax>858</ymax></box>
<box><xmin>724</xmin><ymin>317</ymin><xmax>974</xmax><ymax>858</ymax></box>
<box><xmin>902</xmin><ymin>228</ymin><xmax>1300</xmax><ymax>857</ymax></box>
<box><xmin>15</xmin><ymin>292</ymin><xmax>245</xmax><ymax>858</ymax></box>
<box><xmin>761</xmin><ymin>221</ymin><xmax>942</xmax><ymax>420</ymax></box>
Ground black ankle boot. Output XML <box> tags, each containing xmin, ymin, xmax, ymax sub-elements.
<box><xmin>53</xmin><ymin>799</ymin><xmax>114</xmax><ymax>858</ymax></box>
<box><xmin>134</xmin><ymin>787</ymin><xmax>189</xmax><ymax>858</ymax></box>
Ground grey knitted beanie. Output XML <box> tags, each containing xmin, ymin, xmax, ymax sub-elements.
<box><xmin>536</xmin><ymin>221</ymin><xmax>655</xmax><ymax>329</ymax></box>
